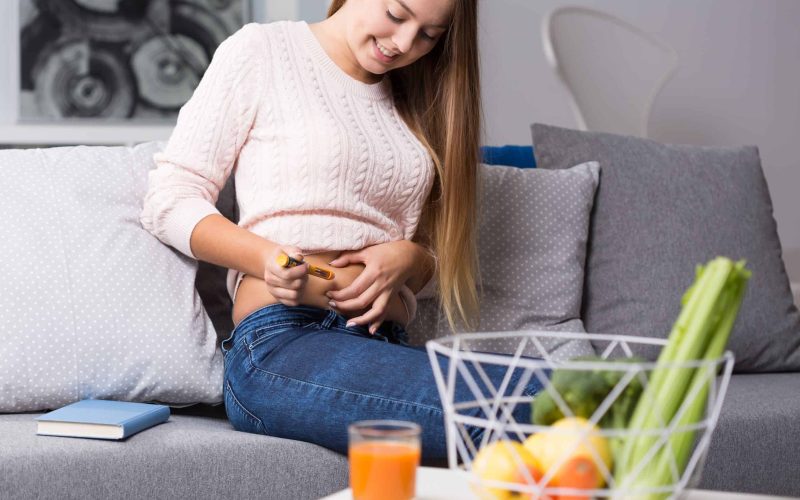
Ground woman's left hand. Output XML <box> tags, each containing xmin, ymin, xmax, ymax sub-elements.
<box><xmin>325</xmin><ymin>240</ymin><xmax>417</xmax><ymax>334</ymax></box>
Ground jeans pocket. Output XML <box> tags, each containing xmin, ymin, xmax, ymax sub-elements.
<box><xmin>224</xmin><ymin>379</ymin><xmax>267</xmax><ymax>436</ymax></box>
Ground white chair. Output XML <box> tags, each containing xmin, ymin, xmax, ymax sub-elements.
<box><xmin>542</xmin><ymin>6</ymin><xmax>679</xmax><ymax>138</ymax></box>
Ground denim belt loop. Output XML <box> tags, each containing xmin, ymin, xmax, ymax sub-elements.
<box><xmin>391</xmin><ymin>322</ymin><xmax>411</xmax><ymax>346</ymax></box>
<box><xmin>321</xmin><ymin>309</ymin><xmax>338</xmax><ymax>329</ymax></box>
<box><xmin>221</xmin><ymin>336</ymin><xmax>231</xmax><ymax>354</ymax></box>
<box><xmin>221</xmin><ymin>329</ymin><xmax>238</xmax><ymax>355</ymax></box>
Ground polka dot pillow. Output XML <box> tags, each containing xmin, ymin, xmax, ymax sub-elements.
<box><xmin>406</xmin><ymin>162</ymin><xmax>600</xmax><ymax>362</ymax></box>
<box><xmin>0</xmin><ymin>142</ymin><xmax>222</xmax><ymax>412</ymax></box>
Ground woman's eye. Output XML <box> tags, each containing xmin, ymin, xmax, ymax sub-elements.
<box><xmin>386</xmin><ymin>9</ymin><xmax>437</xmax><ymax>41</ymax></box>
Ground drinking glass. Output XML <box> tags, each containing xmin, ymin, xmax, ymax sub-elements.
<box><xmin>348</xmin><ymin>420</ymin><xmax>422</xmax><ymax>500</ymax></box>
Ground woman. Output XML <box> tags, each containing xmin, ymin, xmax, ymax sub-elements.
<box><xmin>140</xmin><ymin>0</ymin><xmax>544</xmax><ymax>459</ymax></box>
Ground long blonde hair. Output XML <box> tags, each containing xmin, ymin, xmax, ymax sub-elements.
<box><xmin>327</xmin><ymin>0</ymin><xmax>482</xmax><ymax>332</ymax></box>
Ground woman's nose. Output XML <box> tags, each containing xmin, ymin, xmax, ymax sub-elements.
<box><xmin>391</xmin><ymin>24</ymin><xmax>417</xmax><ymax>54</ymax></box>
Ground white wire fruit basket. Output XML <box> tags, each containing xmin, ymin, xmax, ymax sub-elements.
<box><xmin>426</xmin><ymin>330</ymin><xmax>735</xmax><ymax>500</ymax></box>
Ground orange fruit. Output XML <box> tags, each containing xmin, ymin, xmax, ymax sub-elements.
<box><xmin>549</xmin><ymin>455</ymin><xmax>599</xmax><ymax>500</ymax></box>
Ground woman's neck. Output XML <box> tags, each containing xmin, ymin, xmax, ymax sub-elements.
<box><xmin>307</xmin><ymin>17</ymin><xmax>384</xmax><ymax>85</ymax></box>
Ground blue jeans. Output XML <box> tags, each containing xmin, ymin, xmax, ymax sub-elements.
<box><xmin>220</xmin><ymin>303</ymin><xmax>547</xmax><ymax>460</ymax></box>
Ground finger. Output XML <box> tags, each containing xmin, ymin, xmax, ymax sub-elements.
<box><xmin>272</xmin><ymin>288</ymin><xmax>301</xmax><ymax>306</ymax></box>
<box><xmin>287</xmin><ymin>274</ymin><xmax>308</xmax><ymax>290</ymax></box>
<box><xmin>270</xmin><ymin>247</ymin><xmax>304</xmax><ymax>275</ymax></box>
<box><xmin>275</xmin><ymin>246</ymin><xmax>304</xmax><ymax>263</ymax></box>
<box><xmin>328</xmin><ymin>255</ymin><xmax>348</xmax><ymax>267</ymax></box>
<box><xmin>345</xmin><ymin>290</ymin><xmax>390</xmax><ymax>327</ymax></box>
<box><xmin>368</xmin><ymin>318</ymin><xmax>385</xmax><ymax>336</ymax></box>
<box><xmin>276</xmin><ymin>246</ymin><xmax>305</xmax><ymax>268</ymax></box>
<box><xmin>270</xmin><ymin>263</ymin><xmax>307</xmax><ymax>286</ymax></box>
<box><xmin>330</xmin><ymin>280</ymin><xmax>382</xmax><ymax>312</ymax></box>
<box><xmin>329</xmin><ymin>250</ymin><xmax>362</xmax><ymax>267</ymax></box>
<box><xmin>282</xmin><ymin>246</ymin><xmax>305</xmax><ymax>260</ymax></box>
<box><xmin>347</xmin><ymin>292</ymin><xmax>391</xmax><ymax>334</ymax></box>
<box><xmin>268</xmin><ymin>265</ymin><xmax>308</xmax><ymax>291</ymax></box>
<box><xmin>283</xmin><ymin>262</ymin><xmax>309</xmax><ymax>280</ymax></box>
<box><xmin>270</xmin><ymin>247</ymin><xmax>305</xmax><ymax>271</ymax></box>
<box><xmin>327</xmin><ymin>270</ymin><xmax>376</xmax><ymax>302</ymax></box>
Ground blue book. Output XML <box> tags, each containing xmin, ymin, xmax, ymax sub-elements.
<box><xmin>35</xmin><ymin>399</ymin><xmax>170</xmax><ymax>440</ymax></box>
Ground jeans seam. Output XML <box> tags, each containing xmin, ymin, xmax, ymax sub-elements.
<box><xmin>225</xmin><ymin>379</ymin><xmax>267</xmax><ymax>434</ymax></box>
<box><xmin>234</xmin><ymin>302</ymin><xmax>315</xmax><ymax>329</ymax></box>
<box><xmin>246</xmin><ymin>356</ymin><xmax>444</xmax><ymax>415</ymax></box>
<box><xmin>248</xmin><ymin>321</ymin><xmax>317</xmax><ymax>349</ymax></box>
<box><xmin>327</xmin><ymin>325</ymin><xmax>405</xmax><ymax>344</ymax></box>
<box><xmin>224</xmin><ymin>338</ymin><xmax>248</xmax><ymax>362</ymax></box>
<box><xmin>328</xmin><ymin>326</ymin><xmax>383</xmax><ymax>339</ymax></box>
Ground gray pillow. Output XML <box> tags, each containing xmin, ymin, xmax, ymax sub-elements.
<box><xmin>0</xmin><ymin>142</ymin><xmax>223</xmax><ymax>413</ymax></box>
<box><xmin>407</xmin><ymin>162</ymin><xmax>600</xmax><ymax>362</ymax></box>
<box><xmin>531</xmin><ymin>123</ymin><xmax>800</xmax><ymax>372</ymax></box>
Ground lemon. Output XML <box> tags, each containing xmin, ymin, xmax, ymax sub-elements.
<box><xmin>523</xmin><ymin>417</ymin><xmax>612</xmax><ymax>488</ymax></box>
<box><xmin>471</xmin><ymin>440</ymin><xmax>542</xmax><ymax>500</ymax></box>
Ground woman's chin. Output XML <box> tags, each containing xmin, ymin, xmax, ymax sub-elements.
<box><xmin>361</xmin><ymin>62</ymin><xmax>388</xmax><ymax>79</ymax></box>
<box><xmin>356</xmin><ymin>52</ymin><xmax>390</xmax><ymax>77</ymax></box>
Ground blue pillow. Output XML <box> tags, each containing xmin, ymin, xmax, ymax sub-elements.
<box><xmin>480</xmin><ymin>145</ymin><xmax>536</xmax><ymax>168</ymax></box>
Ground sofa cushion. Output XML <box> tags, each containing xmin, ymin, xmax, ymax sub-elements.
<box><xmin>0</xmin><ymin>407</ymin><xmax>348</xmax><ymax>500</ymax></box>
<box><xmin>699</xmin><ymin>373</ymin><xmax>800</xmax><ymax>496</ymax></box>
<box><xmin>0</xmin><ymin>143</ymin><xmax>222</xmax><ymax>412</ymax></box>
<box><xmin>531</xmin><ymin>123</ymin><xmax>800</xmax><ymax>373</ymax></box>
<box><xmin>480</xmin><ymin>145</ymin><xmax>536</xmax><ymax>168</ymax></box>
<box><xmin>407</xmin><ymin>162</ymin><xmax>600</xmax><ymax>362</ymax></box>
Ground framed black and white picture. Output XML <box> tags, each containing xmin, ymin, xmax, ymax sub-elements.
<box><xmin>18</xmin><ymin>0</ymin><xmax>250</xmax><ymax>122</ymax></box>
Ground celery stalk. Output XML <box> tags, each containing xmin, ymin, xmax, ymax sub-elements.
<box><xmin>649</xmin><ymin>265</ymin><xmax>748</xmax><ymax>490</ymax></box>
<box><xmin>630</xmin><ymin>259</ymin><xmax>732</xmax><ymax>456</ymax></box>
<box><xmin>615</xmin><ymin>258</ymin><xmax>732</xmax><ymax>480</ymax></box>
<box><xmin>613</xmin><ymin>257</ymin><xmax>750</xmax><ymax>499</ymax></box>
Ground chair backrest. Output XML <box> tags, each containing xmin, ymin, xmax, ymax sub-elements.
<box><xmin>542</xmin><ymin>6</ymin><xmax>679</xmax><ymax>137</ymax></box>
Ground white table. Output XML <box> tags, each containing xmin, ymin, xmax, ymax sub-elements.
<box><xmin>321</xmin><ymin>466</ymin><xmax>794</xmax><ymax>500</ymax></box>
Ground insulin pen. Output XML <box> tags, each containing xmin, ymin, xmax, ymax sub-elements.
<box><xmin>276</xmin><ymin>253</ymin><xmax>335</xmax><ymax>280</ymax></box>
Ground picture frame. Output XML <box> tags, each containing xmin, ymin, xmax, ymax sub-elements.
<box><xmin>18</xmin><ymin>0</ymin><xmax>252</xmax><ymax>123</ymax></box>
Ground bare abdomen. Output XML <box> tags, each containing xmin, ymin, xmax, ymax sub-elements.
<box><xmin>231</xmin><ymin>250</ymin><xmax>409</xmax><ymax>328</ymax></box>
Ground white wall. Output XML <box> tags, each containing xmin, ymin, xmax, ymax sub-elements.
<box><xmin>251</xmin><ymin>0</ymin><xmax>330</xmax><ymax>24</ymax></box>
<box><xmin>0</xmin><ymin>1</ymin><xmax>18</xmax><ymax>126</ymax></box>
<box><xmin>479</xmin><ymin>0</ymin><xmax>800</xmax><ymax>257</ymax></box>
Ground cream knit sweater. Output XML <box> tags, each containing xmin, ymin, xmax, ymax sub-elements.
<box><xmin>140</xmin><ymin>20</ymin><xmax>436</xmax><ymax>320</ymax></box>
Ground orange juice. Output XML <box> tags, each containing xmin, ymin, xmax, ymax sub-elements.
<box><xmin>349</xmin><ymin>440</ymin><xmax>421</xmax><ymax>500</ymax></box>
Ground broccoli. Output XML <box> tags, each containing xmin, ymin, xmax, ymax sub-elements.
<box><xmin>531</xmin><ymin>355</ymin><xmax>647</xmax><ymax>429</ymax></box>
<box><xmin>531</xmin><ymin>355</ymin><xmax>647</xmax><ymax>464</ymax></box>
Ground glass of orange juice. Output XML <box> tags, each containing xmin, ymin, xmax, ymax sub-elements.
<box><xmin>348</xmin><ymin>420</ymin><xmax>422</xmax><ymax>500</ymax></box>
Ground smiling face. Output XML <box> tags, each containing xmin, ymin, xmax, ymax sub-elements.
<box><xmin>339</xmin><ymin>0</ymin><xmax>454</xmax><ymax>82</ymax></box>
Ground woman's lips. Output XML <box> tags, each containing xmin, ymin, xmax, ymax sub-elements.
<box><xmin>373</xmin><ymin>37</ymin><xmax>397</xmax><ymax>63</ymax></box>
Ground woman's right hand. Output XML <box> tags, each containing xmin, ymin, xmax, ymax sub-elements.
<box><xmin>262</xmin><ymin>246</ymin><xmax>309</xmax><ymax>307</ymax></box>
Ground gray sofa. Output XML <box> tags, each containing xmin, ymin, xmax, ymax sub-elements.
<box><xmin>3</xmin><ymin>372</ymin><xmax>799</xmax><ymax>498</ymax></box>
<box><xmin>3</xmin><ymin>125</ymin><xmax>800</xmax><ymax>499</ymax></box>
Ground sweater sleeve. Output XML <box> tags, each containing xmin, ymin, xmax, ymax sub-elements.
<box><xmin>140</xmin><ymin>23</ymin><xmax>265</xmax><ymax>259</ymax></box>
